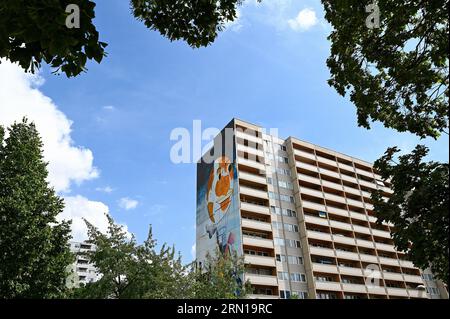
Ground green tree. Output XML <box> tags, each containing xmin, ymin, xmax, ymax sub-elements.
<box><xmin>72</xmin><ymin>215</ymin><xmax>250</xmax><ymax>299</ymax></box>
<box><xmin>0</xmin><ymin>0</ymin><xmax>107</xmax><ymax>77</ymax></box>
<box><xmin>0</xmin><ymin>119</ymin><xmax>73</xmax><ymax>298</ymax></box>
<box><xmin>188</xmin><ymin>250</ymin><xmax>252</xmax><ymax>299</ymax></box>
<box><xmin>72</xmin><ymin>215</ymin><xmax>192</xmax><ymax>298</ymax></box>
<box><xmin>322</xmin><ymin>0</ymin><xmax>449</xmax><ymax>138</ymax></box>
<box><xmin>372</xmin><ymin>145</ymin><xmax>449</xmax><ymax>283</ymax></box>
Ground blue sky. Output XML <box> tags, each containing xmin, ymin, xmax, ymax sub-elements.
<box><xmin>0</xmin><ymin>0</ymin><xmax>448</xmax><ymax>262</ymax></box>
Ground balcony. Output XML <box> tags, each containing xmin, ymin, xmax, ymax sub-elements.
<box><xmin>244</xmin><ymin>255</ymin><xmax>276</xmax><ymax>268</ymax></box>
<box><xmin>371</xmin><ymin>229</ymin><xmax>391</xmax><ymax>239</ymax></box>
<box><xmin>359</xmin><ymin>254</ymin><xmax>378</xmax><ymax>263</ymax></box>
<box><xmin>355</xmin><ymin>167</ymin><xmax>374</xmax><ymax>179</ymax></box>
<box><xmin>398</xmin><ymin>259</ymin><xmax>415</xmax><ymax>269</ymax></box>
<box><xmin>304</xmin><ymin>215</ymin><xmax>329</xmax><ymax>227</ymax></box>
<box><xmin>300</xmin><ymin>188</ymin><xmax>324</xmax><ymax>199</ymax></box>
<box><xmin>357</xmin><ymin>179</ymin><xmax>376</xmax><ymax>189</ymax></box>
<box><xmin>332</xmin><ymin>234</ymin><xmax>356</xmax><ymax>246</ymax></box>
<box><xmin>241</xmin><ymin>218</ymin><xmax>272</xmax><ymax>232</ymax></box>
<box><xmin>340</xmin><ymin>174</ymin><xmax>358</xmax><ymax>184</ymax></box>
<box><xmin>338</xmin><ymin>162</ymin><xmax>354</xmax><ymax>172</ymax></box>
<box><xmin>315</xmin><ymin>281</ymin><xmax>342</xmax><ymax>291</ymax></box>
<box><xmin>298</xmin><ymin>173</ymin><xmax>321</xmax><ymax>186</ymax></box>
<box><xmin>342</xmin><ymin>283</ymin><xmax>367</xmax><ymax>294</ymax></box>
<box><xmin>346</xmin><ymin>198</ymin><xmax>365</xmax><ymax>209</ymax></box>
<box><xmin>339</xmin><ymin>266</ymin><xmax>364</xmax><ymax>277</ymax></box>
<box><xmin>236</xmin><ymin>130</ymin><xmax>263</xmax><ymax>145</ymax></box>
<box><xmin>294</xmin><ymin>149</ymin><xmax>316</xmax><ymax>160</ymax></box>
<box><xmin>343</xmin><ymin>186</ymin><xmax>361</xmax><ymax>196</ymax></box>
<box><xmin>349</xmin><ymin>211</ymin><xmax>367</xmax><ymax>221</ymax></box>
<box><xmin>240</xmin><ymin>202</ymin><xmax>270</xmax><ymax>216</ymax></box>
<box><xmin>296</xmin><ymin>161</ymin><xmax>318</xmax><ymax>173</ymax></box>
<box><xmin>329</xmin><ymin>220</ymin><xmax>353</xmax><ymax>232</ymax></box>
<box><xmin>309</xmin><ymin>246</ymin><xmax>335</xmax><ymax>258</ymax></box>
<box><xmin>237</xmin><ymin>157</ymin><xmax>265</xmax><ymax>172</ymax></box>
<box><xmin>379</xmin><ymin>257</ymin><xmax>400</xmax><ymax>267</ymax></box>
<box><xmin>387</xmin><ymin>287</ymin><xmax>409</xmax><ymax>297</ymax></box>
<box><xmin>245</xmin><ymin>273</ymin><xmax>278</xmax><ymax>286</ymax></box>
<box><xmin>321</xmin><ymin>179</ymin><xmax>343</xmax><ymax>192</ymax></box>
<box><xmin>403</xmin><ymin>274</ymin><xmax>423</xmax><ymax>284</ymax></box>
<box><xmin>375</xmin><ymin>242</ymin><xmax>395</xmax><ymax>253</ymax></box>
<box><xmin>316</xmin><ymin>155</ymin><xmax>337</xmax><ymax>167</ymax></box>
<box><xmin>312</xmin><ymin>263</ymin><xmax>339</xmax><ymax>274</ymax></box>
<box><xmin>307</xmin><ymin>230</ymin><xmax>333</xmax><ymax>242</ymax></box>
<box><xmin>355</xmin><ymin>238</ymin><xmax>375</xmax><ymax>249</ymax></box>
<box><xmin>236</xmin><ymin>143</ymin><xmax>264</xmax><ymax>158</ymax></box>
<box><xmin>239</xmin><ymin>171</ymin><xmax>267</xmax><ymax>185</ymax></box>
<box><xmin>352</xmin><ymin>225</ymin><xmax>371</xmax><ymax>235</ymax></box>
<box><xmin>382</xmin><ymin>272</ymin><xmax>404</xmax><ymax>282</ymax></box>
<box><xmin>302</xmin><ymin>201</ymin><xmax>327</xmax><ymax>212</ymax></box>
<box><xmin>335</xmin><ymin>250</ymin><xmax>360</xmax><ymax>261</ymax></box>
<box><xmin>243</xmin><ymin>236</ymin><xmax>274</xmax><ymax>249</ymax></box>
<box><xmin>366</xmin><ymin>285</ymin><xmax>387</xmax><ymax>295</ymax></box>
<box><xmin>240</xmin><ymin>186</ymin><xmax>268</xmax><ymax>200</ymax></box>
<box><xmin>327</xmin><ymin>207</ymin><xmax>350</xmax><ymax>218</ymax></box>
<box><xmin>324</xmin><ymin>192</ymin><xmax>346</xmax><ymax>204</ymax></box>
<box><xmin>318</xmin><ymin>167</ymin><xmax>340</xmax><ymax>179</ymax></box>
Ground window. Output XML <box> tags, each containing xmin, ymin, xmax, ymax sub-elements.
<box><xmin>265</xmin><ymin>152</ymin><xmax>274</xmax><ymax>160</ymax></box>
<box><xmin>278</xmin><ymin>180</ymin><xmax>294</xmax><ymax>190</ymax></box>
<box><xmin>274</xmin><ymin>144</ymin><xmax>287</xmax><ymax>152</ymax></box>
<box><xmin>280</xmin><ymin>194</ymin><xmax>295</xmax><ymax>203</ymax></box>
<box><xmin>284</xmin><ymin>223</ymin><xmax>299</xmax><ymax>232</ymax></box>
<box><xmin>286</xmin><ymin>239</ymin><xmax>301</xmax><ymax>248</ymax></box>
<box><xmin>276</xmin><ymin>254</ymin><xmax>287</xmax><ymax>262</ymax></box>
<box><xmin>278</xmin><ymin>272</ymin><xmax>289</xmax><ymax>280</ymax></box>
<box><xmin>274</xmin><ymin>238</ymin><xmax>285</xmax><ymax>246</ymax></box>
<box><xmin>270</xmin><ymin>206</ymin><xmax>297</xmax><ymax>217</ymax></box>
<box><xmin>277</xmin><ymin>156</ymin><xmax>289</xmax><ymax>164</ymax></box>
<box><xmin>272</xmin><ymin>167</ymin><xmax>291</xmax><ymax>176</ymax></box>
<box><xmin>288</xmin><ymin>255</ymin><xmax>303</xmax><ymax>265</ymax></box>
<box><xmin>267</xmin><ymin>177</ymin><xmax>273</xmax><ymax>184</ymax></box>
<box><xmin>290</xmin><ymin>273</ymin><xmax>306</xmax><ymax>282</ymax></box>
<box><xmin>292</xmin><ymin>291</ymin><xmax>308</xmax><ymax>299</ymax></box>
<box><xmin>279</xmin><ymin>290</ymin><xmax>291</xmax><ymax>299</ymax></box>
<box><xmin>318</xmin><ymin>211</ymin><xmax>327</xmax><ymax>218</ymax></box>
<box><xmin>316</xmin><ymin>276</ymin><xmax>333</xmax><ymax>282</ymax></box>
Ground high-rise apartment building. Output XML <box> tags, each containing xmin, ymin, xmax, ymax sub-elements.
<box><xmin>196</xmin><ymin>118</ymin><xmax>448</xmax><ymax>299</ymax></box>
<box><xmin>68</xmin><ymin>241</ymin><xmax>99</xmax><ymax>287</ymax></box>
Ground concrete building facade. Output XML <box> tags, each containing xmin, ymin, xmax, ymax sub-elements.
<box><xmin>195</xmin><ymin>118</ymin><xmax>448</xmax><ymax>299</ymax></box>
<box><xmin>69</xmin><ymin>241</ymin><xmax>99</xmax><ymax>287</ymax></box>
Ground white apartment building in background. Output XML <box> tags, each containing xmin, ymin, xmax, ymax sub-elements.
<box><xmin>195</xmin><ymin>118</ymin><xmax>449</xmax><ymax>299</ymax></box>
<box><xmin>68</xmin><ymin>241</ymin><xmax>99</xmax><ymax>287</ymax></box>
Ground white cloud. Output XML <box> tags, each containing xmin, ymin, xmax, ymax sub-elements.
<box><xmin>288</xmin><ymin>8</ymin><xmax>318</xmax><ymax>31</ymax></box>
<box><xmin>119</xmin><ymin>197</ymin><xmax>139</xmax><ymax>210</ymax></box>
<box><xmin>0</xmin><ymin>60</ymin><xmax>130</xmax><ymax>242</ymax></box>
<box><xmin>59</xmin><ymin>195</ymin><xmax>131</xmax><ymax>241</ymax></box>
<box><xmin>0</xmin><ymin>60</ymin><xmax>99</xmax><ymax>193</ymax></box>
<box><xmin>59</xmin><ymin>195</ymin><xmax>110</xmax><ymax>242</ymax></box>
<box><xmin>103</xmin><ymin>105</ymin><xmax>115</xmax><ymax>111</ymax></box>
<box><xmin>96</xmin><ymin>186</ymin><xmax>114</xmax><ymax>193</ymax></box>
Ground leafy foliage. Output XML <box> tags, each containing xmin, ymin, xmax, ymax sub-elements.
<box><xmin>322</xmin><ymin>0</ymin><xmax>449</xmax><ymax>138</ymax></box>
<box><xmin>71</xmin><ymin>215</ymin><xmax>250</xmax><ymax>298</ymax></box>
<box><xmin>0</xmin><ymin>119</ymin><xmax>73</xmax><ymax>298</ymax></box>
<box><xmin>0</xmin><ymin>0</ymin><xmax>107</xmax><ymax>77</ymax></box>
<box><xmin>372</xmin><ymin>145</ymin><xmax>449</xmax><ymax>283</ymax></box>
<box><xmin>130</xmin><ymin>0</ymin><xmax>245</xmax><ymax>48</ymax></box>
<box><xmin>188</xmin><ymin>249</ymin><xmax>252</xmax><ymax>299</ymax></box>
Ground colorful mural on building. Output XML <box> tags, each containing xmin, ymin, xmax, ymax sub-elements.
<box><xmin>196</xmin><ymin>126</ymin><xmax>242</xmax><ymax>262</ymax></box>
